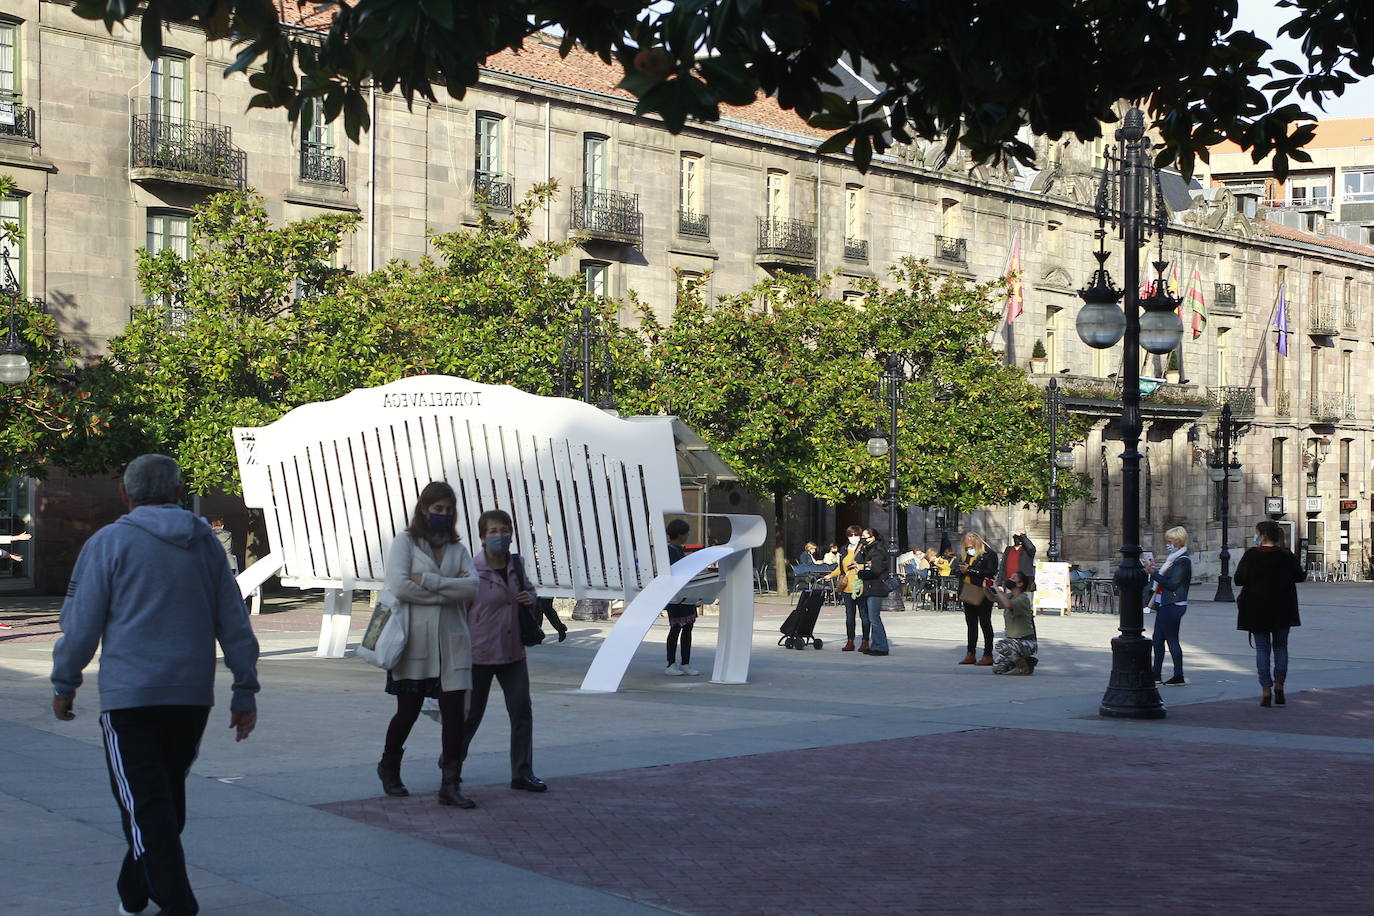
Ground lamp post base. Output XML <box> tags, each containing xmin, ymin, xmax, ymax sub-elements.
<box><xmin>1213</xmin><ymin>574</ymin><xmax>1235</xmax><ymax>603</ymax></box>
<box><xmin>1098</xmin><ymin>634</ymin><xmax>1166</xmax><ymax>719</ymax></box>
<box><xmin>881</xmin><ymin>593</ymin><xmax>906</xmax><ymax>613</ymax></box>
<box><xmin>571</xmin><ymin>599</ymin><xmax>610</xmax><ymax>621</ymax></box>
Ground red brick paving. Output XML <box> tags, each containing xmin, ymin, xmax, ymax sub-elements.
<box><xmin>320</xmin><ymin>726</ymin><xmax>1369</xmax><ymax>914</ymax></box>
<box><xmin>1165</xmin><ymin>685</ymin><xmax>1374</xmax><ymax>739</ymax></box>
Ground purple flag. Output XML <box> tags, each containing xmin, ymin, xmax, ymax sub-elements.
<box><xmin>1275</xmin><ymin>284</ymin><xmax>1289</xmax><ymax>357</ymax></box>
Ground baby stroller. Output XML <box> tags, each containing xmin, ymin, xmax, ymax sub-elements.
<box><xmin>778</xmin><ymin>589</ymin><xmax>825</xmax><ymax>650</ymax></box>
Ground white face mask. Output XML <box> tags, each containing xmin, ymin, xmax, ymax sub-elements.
<box><xmin>848</xmin><ymin>536</ymin><xmax>860</xmax><ymax>547</ymax></box>
<box><xmin>967</xmin><ymin>547</ymin><xmax>977</xmax><ymax>556</ymax></box>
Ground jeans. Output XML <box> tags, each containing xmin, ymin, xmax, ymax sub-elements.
<box><xmin>1254</xmin><ymin>627</ymin><xmax>1291</xmax><ymax>689</ymax></box>
<box><xmin>865</xmin><ymin>595</ymin><xmax>888</xmax><ymax>652</ymax></box>
<box><xmin>843</xmin><ymin>594</ymin><xmax>871</xmax><ymax>642</ymax></box>
<box><xmin>1152</xmin><ymin>602</ymin><xmax>1187</xmax><ymax>679</ymax></box>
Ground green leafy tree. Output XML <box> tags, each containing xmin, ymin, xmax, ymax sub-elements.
<box><xmin>642</xmin><ymin>261</ymin><xmax>1085</xmax><ymax>590</ymax></box>
<box><xmin>73</xmin><ymin>0</ymin><xmax>1367</xmax><ymax>176</ymax></box>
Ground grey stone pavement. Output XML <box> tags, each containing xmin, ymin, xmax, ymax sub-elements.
<box><xmin>2</xmin><ymin>583</ymin><xmax>1371</xmax><ymax>914</ymax></box>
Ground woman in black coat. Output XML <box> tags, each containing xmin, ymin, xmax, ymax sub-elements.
<box><xmin>1233</xmin><ymin>520</ymin><xmax>1306</xmax><ymax>707</ymax></box>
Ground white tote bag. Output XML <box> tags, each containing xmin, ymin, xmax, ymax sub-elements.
<box><xmin>356</xmin><ymin>592</ymin><xmax>409</xmax><ymax>670</ymax></box>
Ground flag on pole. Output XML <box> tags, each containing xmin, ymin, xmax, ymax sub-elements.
<box><xmin>1004</xmin><ymin>230</ymin><xmax>1024</xmax><ymax>323</ymax></box>
<box><xmin>1187</xmin><ymin>268</ymin><xmax>1207</xmax><ymax>339</ymax></box>
<box><xmin>1274</xmin><ymin>284</ymin><xmax>1289</xmax><ymax>356</ymax></box>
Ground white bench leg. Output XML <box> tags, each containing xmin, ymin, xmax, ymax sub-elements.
<box><xmin>710</xmin><ymin>550</ymin><xmax>755</xmax><ymax>685</ymax></box>
<box><xmin>316</xmin><ymin>588</ymin><xmax>353</xmax><ymax>658</ymax></box>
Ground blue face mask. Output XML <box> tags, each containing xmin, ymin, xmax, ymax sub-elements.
<box><xmin>426</xmin><ymin>513</ymin><xmax>454</xmax><ymax>534</ymax></box>
<box><xmin>484</xmin><ymin>535</ymin><xmax>512</xmax><ymax>555</ymax></box>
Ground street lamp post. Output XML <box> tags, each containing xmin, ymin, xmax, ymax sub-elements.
<box><xmin>0</xmin><ymin>249</ymin><xmax>32</xmax><ymax>386</ymax></box>
<box><xmin>1046</xmin><ymin>377</ymin><xmax>1076</xmax><ymax>562</ymax></box>
<box><xmin>865</xmin><ymin>353</ymin><xmax>907</xmax><ymax>614</ymax></box>
<box><xmin>1075</xmin><ymin>108</ymin><xmax>1184</xmax><ymax>720</ymax></box>
<box><xmin>1210</xmin><ymin>402</ymin><xmax>1245</xmax><ymax>602</ymax></box>
<box><xmin>560</xmin><ymin>303</ymin><xmax>618</xmax><ymax>620</ymax></box>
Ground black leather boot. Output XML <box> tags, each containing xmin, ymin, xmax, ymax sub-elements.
<box><xmin>438</xmin><ymin>762</ymin><xmax>475</xmax><ymax>808</ymax></box>
<box><xmin>377</xmin><ymin>750</ymin><xmax>409</xmax><ymax>797</ymax></box>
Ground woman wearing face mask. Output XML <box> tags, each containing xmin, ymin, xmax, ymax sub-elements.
<box><xmin>1144</xmin><ymin>526</ymin><xmax>1192</xmax><ymax>686</ymax></box>
<box><xmin>824</xmin><ymin>525</ymin><xmax>870</xmax><ymax>652</ymax></box>
<box><xmin>1233</xmin><ymin>521</ymin><xmax>1306</xmax><ymax>706</ymax></box>
<box><xmin>855</xmin><ymin>528</ymin><xmax>892</xmax><ymax>656</ymax></box>
<box><xmin>461</xmin><ymin>509</ymin><xmax>548</xmax><ymax>793</ymax></box>
<box><xmin>956</xmin><ymin>532</ymin><xmax>999</xmax><ymax>665</ymax></box>
<box><xmin>379</xmin><ymin>481</ymin><xmax>479</xmax><ymax>807</ymax></box>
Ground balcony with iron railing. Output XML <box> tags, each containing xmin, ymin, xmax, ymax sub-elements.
<box><xmin>935</xmin><ymin>234</ymin><xmax>967</xmax><ymax>266</ymax></box>
<box><xmin>0</xmin><ymin>97</ymin><xmax>36</xmax><ymax>142</ymax></box>
<box><xmin>129</xmin><ymin>114</ymin><xmax>246</xmax><ymax>190</ymax></box>
<box><xmin>1276</xmin><ymin>390</ymin><xmax>1292</xmax><ymax>417</ymax></box>
<box><xmin>1308</xmin><ymin>303</ymin><xmax>1340</xmax><ymax>336</ymax></box>
<box><xmin>844</xmin><ymin>237</ymin><xmax>869</xmax><ymax>262</ymax></box>
<box><xmin>300</xmin><ymin>143</ymin><xmax>346</xmax><ymax>187</ymax></box>
<box><xmin>1310</xmin><ymin>393</ymin><xmax>1344</xmax><ymax>423</ymax></box>
<box><xmin>572</xmin><ymin>187</ymin><xmax>642</xmax><ymax>244</ymax></box>
<box><xmin>678</xmin><ymin>209</ymin><xmax>710</xmax><ymax>240</ymax></box>
<box><xmin>1343</xmin><ymin>300</ymin><xmax>1357</xmax><ymax>331</ymax></box>
<box><xmin>1213</xmin><ymin>283</ymin><xmax>1238</xmax><ymax>315</ymax></box>
<box><xmin>756</xmin><ymin>216</ymin><xmax>817</xmax><ymax>265</ymax></box>
<box><xmin>1207</xmin><ymin>386</ymin><xmax>1256</xmax><ymax>419</ymax></box>
<box><xmin>473</xmin><ymin>172</ymin><xmax>512</xmax><ymax>209</ymax></box>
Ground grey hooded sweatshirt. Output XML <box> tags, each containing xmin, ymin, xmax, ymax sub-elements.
<box><xmin>51</xmin><ymin>504</ymin><xmax>260</xmax><ymax>712</ymax></box>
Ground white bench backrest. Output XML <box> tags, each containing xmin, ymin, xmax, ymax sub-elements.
<box><xmin>234</xmin><ymin>376</ymin><xmax>681</xmax><ymax>599</ymax></box>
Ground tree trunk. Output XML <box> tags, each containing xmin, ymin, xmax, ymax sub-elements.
<box><xmin>773</xmin><ymin>485</ymin><xmax>789</xmax><ymax>597</ymax></box>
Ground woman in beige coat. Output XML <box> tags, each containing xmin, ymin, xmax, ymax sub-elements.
<box><xmin>377</xmin><ymin>481</ymin><xmax>479</xmax><ymax>808</ymax></box>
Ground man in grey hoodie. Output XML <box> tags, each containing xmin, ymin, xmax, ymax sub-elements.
<box><xmin>51</xmin><ymin>454</ymin><xmax>260</xmax><ymax>916</ymax></box>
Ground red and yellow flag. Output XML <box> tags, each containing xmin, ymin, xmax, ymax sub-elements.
<box><xmin>1186</xmin><ymin>268</ymin><xmax>1207</xmax><ymax>339</ymax></box>
<box><xmin>1004</xmin><ymin>230</ymin><xmax>1023</xmax><ymax>323</ymax></box>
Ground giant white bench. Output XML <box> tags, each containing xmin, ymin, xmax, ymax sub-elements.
<box><xmin>231</xmin><ymin>375</ymin><xmax>765</xmax><ymax>692</ymax></box>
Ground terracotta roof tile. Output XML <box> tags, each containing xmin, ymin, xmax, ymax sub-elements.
<box><xmin>1263</xmin><ymin>219</ymin><xmax>1374</xmax><ymax>258</ymax></box>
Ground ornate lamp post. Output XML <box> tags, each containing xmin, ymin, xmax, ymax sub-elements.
<box><xmin>1046</xmin><ymin>377</ymin><xmax>1076</xmax><ymax>562</ymax></box>
<box><xmin>864</xmin><ymin>353</ymin><xmax>908</xmax><ymax>614</ymax></box>
<box><xmin>1209</xmin><ymin>402</ymin><xmax>1246</xmax><ymax>602</ymax></box>
<box><xmin>0</xmin><ymin>249</ymin><xmax>32</xmax><ymax>386</ymax></box>
<box><xmin>559</xmin><ymin>303</ymin><xmax>618</xmax><ymax>620</ymax></box>
<box><xmin>1074</xmin><ymin>108</ymin><xmax>1184</xmax><ymax>720</ymax></box>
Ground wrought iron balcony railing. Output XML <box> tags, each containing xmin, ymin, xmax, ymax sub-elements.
<box><xmin>473</xmin><ymin>172</ymin><xmax>512</xmax><ymax>209</ymax></box>
<box><xmin>572</xmin><ymin>187</ymin><xmax>643</xmax><ymax>244</ymax></box>
<box><xmin>0</xmin><ymin>99</ymin><xmax>35</xmax><ymax>142</ymax></box>
<box><xmin>1343</xmin><ymin>394</ymin><xmax>1357</xmax><ymax>419</ymax></box>
<box><xmin>1308</xmin><ymin>303</ymin><xmax>1340</xmax><ymax>336</ymax></box>
<box><xmin>300</xmin><ymin>143</ymin><xmax>346</xmax><ymax>187</ymax></box>
<box><xmin>130</xmin><ymin>114</ymin><xmax>246</xmax><ymax>188</ymax></box>
<box><xmin>1276</xmin><ymin>390</ymin><xmax>1292</xmax><ymax>417</ymax></box>
<box><xmin>844</xmin><ymin>237</ymin><xmax>870</xmax><ymax>262</ymax></box>
<box><xmin>678</xmin><ymin>209</ymin><xmax>710</xmax><ymax>240</ymax></box>
<box><xmin>1207</xmin><ymin>386</ymin><xmax>1256</xmax><ymax>419</ymax></box>
<box><xmin>756</xmin><ymin>217</ymin><xmax>816</xmax><ymax>260</ymax></box>
<box><xmin>1343</xmin><ymin>302</ymin><xmax>1357</xmax><ymax>331</ymax></box>
<box><xmin>935</xmin><ymin>234</ymin><xmax>967</xmax><ymax>265</ymax></box>
<box><xmin>1213</xmin><ymin>283</ymin><xmax>1238</xmax><ymax>313</ymax></box>
<box><xmin>1310</xmin><ymin>394</ymin><xmax>1343</xmax><ymax>423</ymax></box>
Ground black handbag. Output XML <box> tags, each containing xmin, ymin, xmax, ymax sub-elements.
<box><xmin>512</xmin><ymin>555</ymin><xmax>546</xmax><ymax>646</ymax></box>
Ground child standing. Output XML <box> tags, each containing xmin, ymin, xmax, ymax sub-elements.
<box><xmin>663</xmin><ymin>519</ymin><xmax>700</xmax><ymax>676</ymax></box>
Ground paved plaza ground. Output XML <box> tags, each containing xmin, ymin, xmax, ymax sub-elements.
<box><xmin>3</xmin><ymin>583</ymin><xmax>1371</xmax><ymax>914</ymax></box>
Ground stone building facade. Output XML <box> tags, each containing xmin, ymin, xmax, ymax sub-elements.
<box><xmin>2</xmin><ymin>1</ymin><xmax>1373</xmax><ymax>589</ymax></box>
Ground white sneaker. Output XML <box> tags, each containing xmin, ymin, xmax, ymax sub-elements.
<box><xmin>664</xmin><ymin>663</ymin><xmax>684</xmax><ymax>676</ymax></box>
<box><xmin>680</xmin><ymin>664</ymin><xmax>700</xmax><ymax>676</ymax></box>
<box><xmin>118</xmin><ymin>905</ymin><xmax>146</xmax><ymax>915</ymax></box>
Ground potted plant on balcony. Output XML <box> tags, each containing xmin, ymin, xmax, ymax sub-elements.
<box><xmin>1029</xmin><ymin>338</ymin><xmax>1048</xmax><ymax>373</ymax></box>
<box><xmin>1165</xmin><ymin>349</ymin><xmax>1180</xmax><ymax>383</ymax></box>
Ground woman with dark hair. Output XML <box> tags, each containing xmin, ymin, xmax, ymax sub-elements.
<box><xmin>956</xmin><ymin>532</ymin><xmax>999</xmax><ymax>665</ymax></box>
<box><xmin>461</xmin><ymin>508</ymin><xmax>548</xmax><ymax>793</ymax></box>
<box><xmin>663</xmin><ymin>518</ymin><xmax>700</xmax><ymax>675</ymax></box>
<box><xmin>1234</xmin><ymin>520</ymin><xmax>1307</xmax><ymax>707</ymax></box>
<box><xmin>855</xmin><ymin>528</ymin><xmax>892</xmax><ymax>656</ymax></box>
<box><xmin>379</xmin><ymin>481</ymin><xmax>478</xmax><ymax>807</ymax></box>
<box><xmin>824</xmin><ymin>525</ymin><xmax>870</xmax><ymax>651</ymax></box>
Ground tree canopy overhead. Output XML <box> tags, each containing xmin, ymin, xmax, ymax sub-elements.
<box><xmin>74</xmin><ymin>0</ymin><xmax>1370</xmax><ymax>177</ymax></box>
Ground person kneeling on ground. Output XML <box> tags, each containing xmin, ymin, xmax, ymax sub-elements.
<box><xmin>987</xmin><ymin>571</ymin><xmax>1038</xmax><ymax>675</ymax></box>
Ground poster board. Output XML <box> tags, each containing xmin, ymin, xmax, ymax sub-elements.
<box><xmin>1033</xmin><ymin>560</ymin><xmax>1071</xmax><ymax>616</ymax></box>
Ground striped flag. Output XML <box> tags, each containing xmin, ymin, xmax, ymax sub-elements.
<box><xmin>1186</xmin><ymin>268</ymin><xmax>1207</xmax><ymax>339</ymax></box>
<box><xmin>1275</xmin><ymin>284</ymin><xmax>1289</xmax><ymax>357</ymax></box>
<box><xmin>1004</xmin><ymin>230</ymin><xmax>1023</xmax><ymax>323</ymax></box>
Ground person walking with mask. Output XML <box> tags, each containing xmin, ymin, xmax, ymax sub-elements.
<box><xmin>50</xmin><ymin>454</ymin><xmax>260</xmax><ymax>916</ymax></box>
<box><xmin>1234</xmin><ymin>520</ymin><xmax>1307</xmax><ymax>707</ymax></box>
<box><xmin>379</xmin><ymin>481</ymin><xmax>478</xmax><ymax>807</ymax></box>
<box><xmin>824</xmin><ymin>525</ymin><xmax>870</xmax><ymax>652</ymax></box>
<box><xmin>1145</xmin><ymin>526</ymin><xmax>1192</xmax><ymax>686</ymax></box>
<box><xmin>956</xmin><ymin>532</ymin><xmax>999</xmax><ymax>665</ymax></box>
<box><xmin>462</xmin><ymin>509</ymin><xmax>548</xmax><ymax>793</ymax></box>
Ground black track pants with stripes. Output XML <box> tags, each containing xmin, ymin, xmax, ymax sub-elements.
<box><xmin>100</xmin><ymin>705</ymin><xmax>210</xmax><ymax>916</ymax></box>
